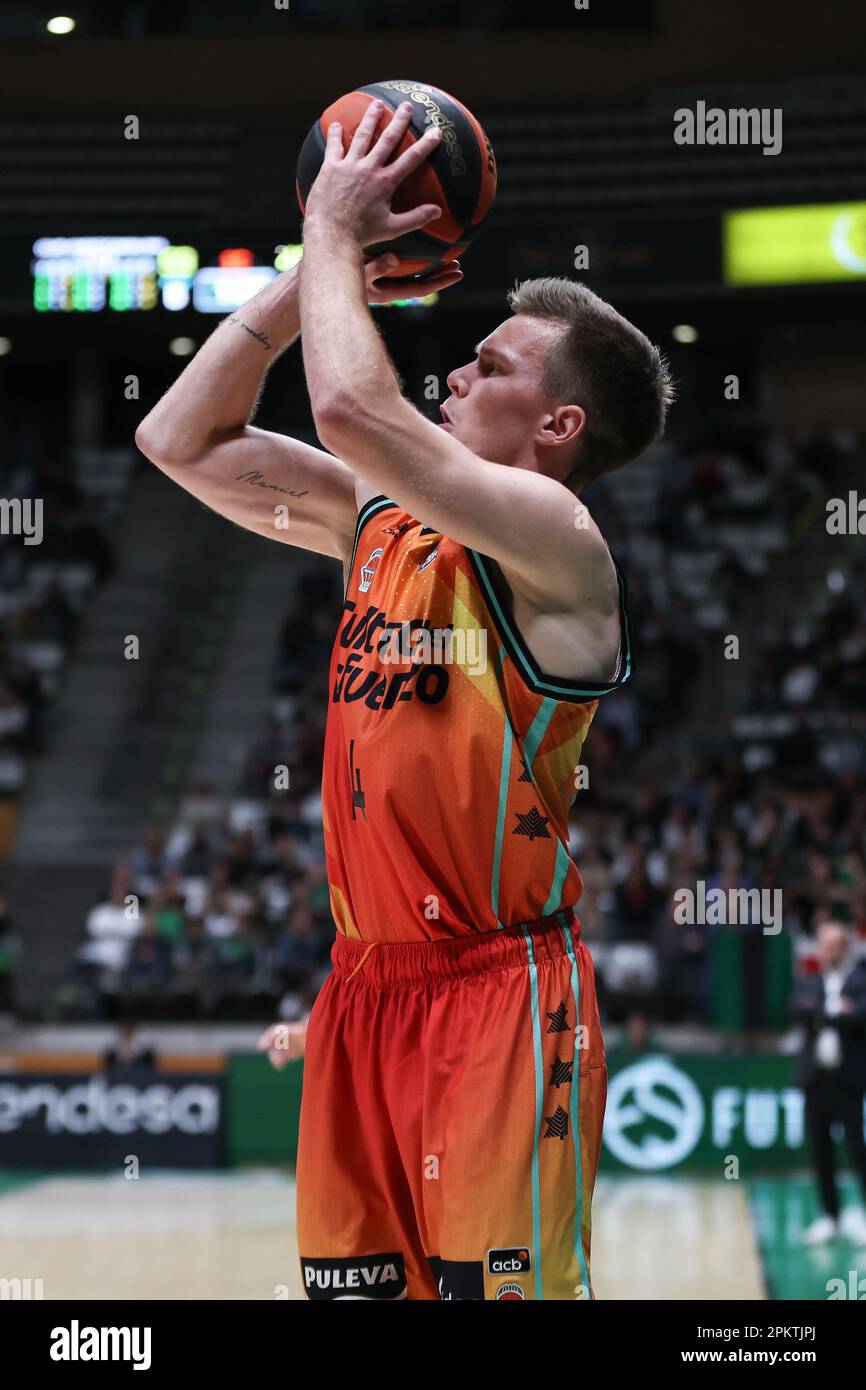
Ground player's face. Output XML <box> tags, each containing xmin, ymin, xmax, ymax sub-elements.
<box><xmin>442</xmin><ymin>316</ymin><xmax>563</xmax><ymax>468</ymax></box>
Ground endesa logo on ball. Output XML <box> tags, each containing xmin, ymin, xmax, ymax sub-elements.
<box><xmin>487</xmin><ymin>1247</ymin><xmax>531</xmax><ymax>1276</ymax></box>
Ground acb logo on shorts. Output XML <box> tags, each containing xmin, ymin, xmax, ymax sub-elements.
<box><xmin>487</xmin><ymin>1246</ymin><xmax>531</xmax><ymax>1275</ymax></box>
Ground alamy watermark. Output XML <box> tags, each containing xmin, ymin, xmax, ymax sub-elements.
<box><xmin>0</xmin><ymin>497</ymin><xmax>43</xmax><ymax>544</ymax></box>
<box><xmin>673</xmin><ymin>881</ymin><xmax>782</xmax><ymax>935</ymax></box>
<box><xmin>674</xmin><ymin>101</ymin><xmax>782</xmax><ymax>157</ymax></box>
<box><xmin>379</xmin><ymin>623</ymin><xmax>487</xmax><ymax>676</ymax></box>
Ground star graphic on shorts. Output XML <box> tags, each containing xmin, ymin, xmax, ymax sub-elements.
<box><xmin>513</xmin><ymin>806</ymin><xmax>550</xmax><ymax>840</ymax></box>
<box><xmin>549</xmin><ymin>1057</ymin><xmax>573</xmax><ymax>1087</ymax></box>
<box><xmin>546</xmin><ymin>1000</ymin><xmax>570</xmax><ymax>1033</ymax></box>
<box><xmin>543</xmin><ymin>1105</ymin><xmax>569</xmax><ymax>1140</ymax></box>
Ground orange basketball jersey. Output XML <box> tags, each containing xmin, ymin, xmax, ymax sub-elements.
<box><xmin>321</xmin><ymin>494</ymin><xmax>632</xmax><ymax>943</ymax></box>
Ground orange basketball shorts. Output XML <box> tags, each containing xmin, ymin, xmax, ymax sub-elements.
<box><xmin>295</xmin><ymin>909</ymin><xmax>607</xmax><ymax>1301</ymax></box>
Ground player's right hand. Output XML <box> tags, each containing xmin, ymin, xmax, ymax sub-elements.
<box><xmin>364</xmin><ymin>252</ymin><xmax>462</xmax><ymax>304</ymax></box>
<box><xmin>256</xmin><ymin>1019</ymin><xmax>309</xmax><ymax>1068</ymax></box>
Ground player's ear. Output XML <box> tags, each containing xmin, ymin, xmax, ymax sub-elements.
<box><xmin>538</xmin><ymin>405</ymin><xmax>585</xmax><ymax>473</ymax></box>
<box><xmin>553</xmin><ymin>404</ymin><xmax>586</xmax><ymax>447</ymax></box>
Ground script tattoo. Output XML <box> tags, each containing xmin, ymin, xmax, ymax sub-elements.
<box><xmin>227</xmin><ymin>313</ymin><xmax>273</xmax><ymax>350</ymax></box>
<box><xmin>235</xmin><ymin>471</ymin><xmax>310</xmax><ymax>498</ymax></box>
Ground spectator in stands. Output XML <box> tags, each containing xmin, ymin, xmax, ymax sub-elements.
<box><xmin>617</xmin><ymin>1008</ymin><xmax>663</xmax><ymax>1057</ymax></box>
<box><xmin>103</xmin><ymin>1022</ymin><xmax>156</xmax><ymax>1072</ymax></box>
<box><xmin>129</xmin><ymin>825</ymin><xmax>170</xmax><ymax>899</ymax></box>
<box><xmin>81</xmin><ymin>862</ymin><xmax>141</xmax><ymax>973</ymax></box>
<box><xmin>126</xmin><ymin>916</ymin><xmax>172</xmax><ymax>989</ymax></box>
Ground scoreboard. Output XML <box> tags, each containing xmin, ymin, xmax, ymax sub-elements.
<box><xmin>29</xmin><ymin>237</ymin><xmax>437</xmax><ymax>313</ymax></box>
<box><xmin>32</xmin><ymin>237</ymin><xmax>199</xmax><ymax>312</ymax></box>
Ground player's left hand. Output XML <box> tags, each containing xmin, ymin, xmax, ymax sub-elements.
<box><xmin>364</xmin><ymin>251</ymin><xmax>463</xmax><ymax>302</ymax></box>
<box><xmin>256</xmin><ymin>1019</ymin><xmax>309</xmax><ymax>1068</ymax></box>
<box><xmin>303</xmin><ymin>98</ymin><xmax>444</xmax><ymax>247</ymax></box>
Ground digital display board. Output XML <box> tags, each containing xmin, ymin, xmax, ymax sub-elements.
<box><xmin>192</xmin><ymin>265</ymin><xmax>277</xmax><ymax>313</ymax></box>
<box><xmin>30</xmin><ymin>238</ymin><xmax>437</xmax><ymax>313</ymax></box>
<box><xmin>32</xmin><ymin>237</ymin><xmax>199</xmax><ymax>312</ymax></box>
<box><xmin>723</xmin><ymin>203</ymin><xmax>866</xmax><ymax>286</ymax></box>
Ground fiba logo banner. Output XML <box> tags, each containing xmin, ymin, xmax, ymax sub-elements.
<box><xmin>604</xmin><ymin>1057</ymin><xmax>705</xmax><ymax>1170</ymax></box>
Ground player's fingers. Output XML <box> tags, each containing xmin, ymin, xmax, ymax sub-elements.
<box><xmin>324</xmin><ymin>121</ymin><xmax>344</xmax><ymax>160</ymax></box>
<box><xmin>386</xmin><ymin>204</ymin><xmax>443</xmax><ymax>237</ymax></box>
<box><xmin>386</xmin><ymin>125</ymin><xmax>442</xmax><ymax>183</ymax></box>
<box><xmin>256</xmin><ymin>1024</ymin><xmax>278</xmax><ymax>1050</ymax></box>
<box><xmin>366</xmin><ymin>99</ymin><xmax>414</xmax><ymax>164</ymax></box>
<box><xmin>415</xmin><ymin>264</ymin><xmax>464</xmax><ymax>293</ymax></box>
<box><xmin>364</xmin><ymin>252</ymin><xmax>400</xmax><ymax>280</ymax></box>
<box><xmin>348</xmin><ymin>98</ymin><xmax>385</xmax><ymax>158</ymax></box>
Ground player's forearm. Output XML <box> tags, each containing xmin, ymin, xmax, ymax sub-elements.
<box><xmin>135</xmin><ymin>263</ymin><xmax>304</xmax><ymax>464</ymax></box>
<box><xmin>299</xmin><ymin>217</ymin><xmax>402</xmax><ymax>428</ymax></box>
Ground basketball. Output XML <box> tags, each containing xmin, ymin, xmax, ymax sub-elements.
<box><xmin>295</xmin><ymin>79</ymin><xmax>497</xmax><ymax>282</ymax></box>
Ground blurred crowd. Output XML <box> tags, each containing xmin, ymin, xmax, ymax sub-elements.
<box><xmin>0</xmin><ymin>417</ymin><xmax>117</xmax><ymax>797</ymax></box>
<box><xmin>60</xmin><ymin>590</ymin><xmax>338</xmax><ymax>1022</ymax></box>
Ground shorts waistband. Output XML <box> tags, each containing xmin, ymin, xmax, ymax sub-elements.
<box><xmin>330</xmin><ymin>909</ymin><xmax>582</xmax><ymax>986</ymax></box>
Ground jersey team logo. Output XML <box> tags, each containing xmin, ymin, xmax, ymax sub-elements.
<box><xmin>358</xmin><ymin>547</ymin><xmax>383</xmax><ymax>593</ymax></box>
<box><xmin>495</xmin><ymin>1282</ymin><xmax>525</xmax><ymax>1300</ymax></box>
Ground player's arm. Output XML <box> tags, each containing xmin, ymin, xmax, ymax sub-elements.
<box><xmin>134</xmin><ymin>254</ymin><xmax>460</xmax><ymax>562</ymax></box>
<box><xmin>301</xmin><ymin>224</ymin><xmax>607</xmax><ymax>613</ymax></box>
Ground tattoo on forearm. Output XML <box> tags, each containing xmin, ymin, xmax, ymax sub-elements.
<box><xmin>228</xmin><ymin>314</ymin><xmax>273</xmax><ymax>350</ymax></box>
<box><xmin>236</xmin><ymin>470</ymin><xmax>309</xmax><ymax>498</ymax></box>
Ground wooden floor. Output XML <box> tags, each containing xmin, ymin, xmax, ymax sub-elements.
<box><xmin>592</xmin><ymin>1175</ymin><xmax>766</xmax><ymax>1300</ymax></box>
<box><xmin>0</xmin><ymin>1170</ymin><xmax>768</xmax><ymax>1300</ymax></box>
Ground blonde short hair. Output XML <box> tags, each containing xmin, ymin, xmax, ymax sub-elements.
<box><xmin>507</xmin><ymin>276</ymin><xmax>675</xmax><ymax>485</ymax></box>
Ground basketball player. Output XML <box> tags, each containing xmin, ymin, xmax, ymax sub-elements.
<box><xmin>137</xmin><ymin>99</ymin><xmax>673</xmax><ymax>1300</ymax></box>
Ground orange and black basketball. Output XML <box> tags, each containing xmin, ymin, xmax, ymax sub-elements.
<box><xmin>296</xmin><ymin>79</ymin><xmax>497</xmax><ymax>283</ymax></box>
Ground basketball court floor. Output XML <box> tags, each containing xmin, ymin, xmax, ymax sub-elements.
<box><xmin>3</xmin><ymin>1169</ymin><xmax>863</xmax><ymax>1300</ymax></box>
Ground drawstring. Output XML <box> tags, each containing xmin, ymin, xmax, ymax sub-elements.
<box><xmin>345</xmin><ymin>941</ymin><xmax>379</xmax><ymax>981</ymax></box>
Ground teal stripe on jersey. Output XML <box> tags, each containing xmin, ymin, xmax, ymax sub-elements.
<box><xmin>524</xmin><ymin>700</ymin><xmax>574</xmax><ymax>920</ymax></box>
<box><xmin>562</xmin><ymin>921</ymin><xmax>591</xmax><ymax>1298</ymax></box>
<box><xmin>523</xmin><ymin>697</ymin><xmax>557</xmax><ymax>769</ymax></box>
<box><xmin>542</xmin><ymin>839</ymin><xmax>571</xmax><ymax>916</ymax></box>
<box><xmin>520</xmin><ymin>923</ymin><xmax>545</xmax><ymax>1300</ymax></box>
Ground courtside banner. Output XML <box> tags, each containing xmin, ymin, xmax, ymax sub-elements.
<box><xmin>0</xmin><ymin>1071</ymin><xmax>224</xmax><ymax>1168</ymax></box>
<box><xmin>602</xmin><ymin>1052</ymin><xmax>865</xmax><ymax>1174</ymax></box>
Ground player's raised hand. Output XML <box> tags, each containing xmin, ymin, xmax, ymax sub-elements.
<box><xmin>304</xmin><ymin>98</ymin><xmax>443</xmax><ymax>246</ymax></box>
